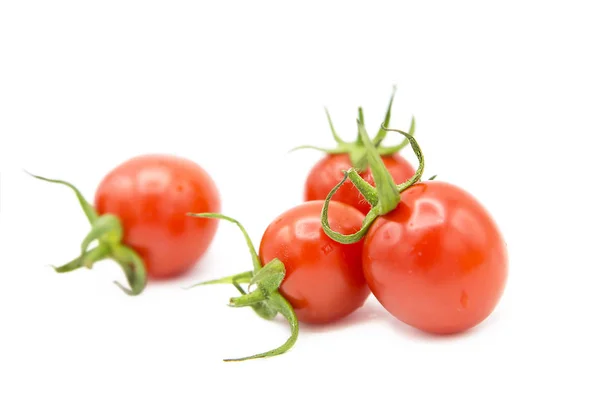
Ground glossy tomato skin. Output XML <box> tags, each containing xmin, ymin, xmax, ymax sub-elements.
<box><xmin>94</xmin><ymin>154</ymin><xmax>220</xmax><ymax>279</ymax></box>
<box><xmin>363</xmin><ymin>181</ymin><xmax>508</xmax><ymax>334</ymax></box>
<box><xmin>304</xmin><ymin>153</ymin><xmax>415</xmax><ymax>215</ymax></box>
<box><xmin>258</xmin><ymin>200</ymin><xmax>369</xmax><ymax>324</ymax></box>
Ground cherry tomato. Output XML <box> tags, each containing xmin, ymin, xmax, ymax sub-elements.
<box><xmin>362</xmin><ymin>181</ymin><xmax>508</xmax><ymax>334</ymax></box>
<box><xmin>94</xmin><ymin>154</ymin><xmax>220</xmax><ymax>279</ymax></box>
<box><xmin>258</xmin><ymin>200</ymin><xmax>369</xmax><ymax>324</ymax></box>
<box><xmin>304</xmin><ymin>153</ymin><xmax>415</xmax><ymax>215</ymax></box>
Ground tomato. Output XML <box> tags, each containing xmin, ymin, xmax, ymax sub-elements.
<box><xmin>258</xmin><ymin>200</ymin><xmax>369</xmax><ymax>324</ymax></box>
<box><xmin>94</xmin><ymin>154</ymin><xmax>220</xmax><ymax>279</ymax></box>
<box><xmin>362</xmin><ymin>181</ymin><xmax>508</xmax><ymax>334</ymax></box>
<box><xmin>304</xmin><ymin>153</ymin><xmax>415</xmax><ymax>215</ymax></box>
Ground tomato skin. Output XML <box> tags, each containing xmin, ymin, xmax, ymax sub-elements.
<box><xmin>94</xmin><ymin>154</ymin><xmax>220</xmax><ymax>279</ymax></box>
<box><xmin>363</xmin><ymin>181</ymin><xmax>508</xmax><ymax>334</ymax></box>
<box><xmin>258</xmin><ymin>200</ymin><xmax>369</xmax><ymax>324</ymax></box>
<box><xmin>304</xmin><ymin>153</ymin><xmax>415</xmax><ymax>215</ymax></box>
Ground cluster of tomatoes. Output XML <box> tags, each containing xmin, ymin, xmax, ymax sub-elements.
<box><xmin>33</xmin><ymin>90</ymin><xmax>508</xmax><ymax>361</ymax></box>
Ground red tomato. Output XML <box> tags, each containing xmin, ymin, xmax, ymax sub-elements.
<box><xmin>94</xmin><ymin>154</ymin><xmax>220</xmax><ymax>279</ymax></box>
<box><xmin>304</xmin><ymin>153</ymin><xmax>415</xmax><ymax>215</ymax></box>
<box><xmin>362</xmin><ymin>181</ymin><xmax>508</xmax><ymax>334</ymax></box>
<box><xmin>258</xmin><ymin>200</ymin><xmax>369</xmax><ymax>324</ymax></box>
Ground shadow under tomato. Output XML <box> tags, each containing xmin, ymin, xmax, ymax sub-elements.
<box><xmin>268</xmin><ymin>295</ymin><xmax>503</xmax><ymax>341</ymax></box>
<box><xmin>147</xmin><ymin>253</ymin><xmax>220</xmax><ymax>289</ymax></box>
<box><xmin>265</xmin><ymin>296</ymin><xmax>389</xmax><ymax>334</ymax></box>
<box><xmin>383</xmin><ymin>309</ymin><xmax>503</xmax><ymax>342</ymax></box>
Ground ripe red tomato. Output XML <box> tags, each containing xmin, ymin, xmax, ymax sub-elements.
<box><xmin>362</xmin><ymin>181</ymin><xmax>508</xmax><ymax>334</ymax></box>
<box><xmin>258</xmin><ymin>200</ymin><xmax>369</xmax><ymax>324</ymax></box>
<box><xmin>304</xmin><ymin>153</ymin><xmax>415</xmax><ymax>215</ymax></box>
<box><xmin>94</xmin><ymin>154</ymin><xmax>220</xmax><ymax>279</ymax></box>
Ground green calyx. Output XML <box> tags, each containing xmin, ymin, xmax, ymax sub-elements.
<box><xmin>291</xmin><ymin>86</ymin><xmax>415</xmax><ymax>171</ymax></box>
<box><xmin>186</xmin><ymin>213</ymin><xmax>299</xmax><ymax>362</ymax></box>
<box><xmin>27</xmin><ymin>172</ymin><xmax>147</xmax><ymax>296</ymax></box>
<box><xmin>321</xmin><ymin>120</ymin><xmax>426</xmax><ymax>244</ymax></box>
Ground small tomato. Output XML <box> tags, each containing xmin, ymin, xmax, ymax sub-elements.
<box><xmin>30</xmin><ymin>154</ymin><xmax>220</xmax><ymax>295</ymax></box>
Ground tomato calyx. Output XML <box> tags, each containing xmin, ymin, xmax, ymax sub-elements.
<box><xmin>27</xmin><ymin>173</ymin><xmax>147</xmax><ymax>295</ymax></box>
<box><xmin>291</xmin><ymin>86</ymin><xmax>415</xmax><ymax>170</ymax></box>
<box><xmin>186</xmin><ymin>213</ymin><xmax>299</xmax><ymax>362</ymax></box>
<box><xmin>320</xmin><ymin>120</ymin><xmax>426</xmax><ymax>244</ymax></box>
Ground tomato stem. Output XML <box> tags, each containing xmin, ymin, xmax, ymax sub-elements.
<box><xmin>347</xmin><ymin>169</ymin><xmax>378</xmax><ymax>206</ymax></box>
<box><xmin>188</xmin><ymin>213</ymin><xmax>262</xmax><ymax>273</ymax></box>
<box><xmin>225</xmin><ymin>292</ymin><xmax>298</xmax><ymax>362</ymax></box>
<box><xmin>320</xmin><ymin>120</ymin><xmax>426</xmax><ymax>244</ymax></box>
<box><xmin>288</xmin><ymin>145</ymin><xmax>348</xmax><ymax>154</ymax></box>
<box><xmin>185</xmin><ymin>271</ymin><xmax>253</xmax><ymax>288</ymax></box>
<box><xmin>187</xmin><ymin>213</ymin><xmax>300</xmax><ymax>362</ymax></box>
<box><xmin>372</xmin><ymin>85</ymin><xmax>397</xmax><ymax>146</ymax></box>
<box><xmin>325</xmin><ymin>107</ymin><xmax>345</xmax><ymax>145</ymax></box>
<box><xmin>27</xmin><ymin>172</ymin><xmax>147</xmax><ymax>295</ymax></box>
<box><xmin>378</xmin><ymin>116</ymin><xmax>414</xmax><ymax>155</ymax></box>
<box><xmin>80</xmin><ymin>214</ymin><xmax>123</xmax><ymax>254</ymax></box>
<box><xmin>229</xmin><ymin>289</ymin><xmax>268</xmax><ymax>307</ymax></box>
<box><xmin>53</xmin><ymin>247</ymin><xmax>106</xmax><ymax>273</ymax></box>
<box><xmin>356</xmin><ymin>107</ymin><xmax>365</xmax><ymax>146</ymax></box>
<box><xmin>289</xmin><ymin>87</ymin><xmax>414</xmax><ymax>170</ymax></box>
<box><xmin>82</xmin><ymin>244</ymin><xmax>110</xmax><ymax>268</ymax></box>
<box><xmin>383</xmin><ymin>125</ymin><xmax>425</xmax><ymax>193</ymax></box>
<box><xmin>26</xmin><ymin>172</ymin><xmax>99</xmax><ymax>223</ymax></box>
<box><xmin>360</xmin><ymin>120</ymin><xmax>400</xmax><ymax>214</ymax></box>
<box><xmin>111</xmin><ymin>245</ymin><xmax>147</xmax><ymax>296</ymax></box>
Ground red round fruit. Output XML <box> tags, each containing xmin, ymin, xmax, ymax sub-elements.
<box><xmin>304</xmin><ymin>153</ymin><xmax>415</xmax><ymax>215</ymax></box>
<box><xmin>258</xmin><ymin>200</ymin><xmax>369</xmax><ymax>324</ymax></box>
<box><xmin>362</xmin><ymin>181</ymin><xmax>508</xmax><ymax>334</ymax></box>
<box><xmin>94</xmin><ymin>154</ymin><xmax>220</xmax><ymax>279</ymax></box>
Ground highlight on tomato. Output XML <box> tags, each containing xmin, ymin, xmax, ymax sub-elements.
<box><xmin>187</xmin><ymin>200</ymin><xmax>369</xmax><ymax>361</ymax></box>
<box><xmin>321</xmin><ymin>121</ymin><xmax>508</xmax><ymax>334</ymax></box>
<box><xmin>28</xmin><ymin>154</ymin><xmax>221</xmax><ymax>295</ymax></box>
<box><xmin>294</xmin><ymin>87</ymin><xmax>416</xmax><ymax>215</ymax></box>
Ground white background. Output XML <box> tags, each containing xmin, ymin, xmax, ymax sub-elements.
<box><xmin>1</xmin><ymin>1</ymin><xmax>599</xmax><ymax>399</ymax></box>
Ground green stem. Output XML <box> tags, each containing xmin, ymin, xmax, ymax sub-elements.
<box><xmin>248</xmin><ymin>259</ymin><xmax>285</xmax><ymax>291</ymax></box>
<box><xmin>186</xmin><ymin>214</ymin><xmax>300</xmax><ymax>362</ymax></box>
<box><xmin>26</xmin><ymin>172</ymin><xmax>98</xmax><ymax>223</ymax></box>
<box><xmin>372</xmin><ymin>85</ymin><xmax>397</xmax><ymax>146</ymax></box>
<box><xmin>80</xmin><ymin>214</ymin><xmax>123</xmax><ymax>254</ymax></box>
<box><xmin>53</xmin><ymin>253</ymin><xmax>88</xmax><ymax>273</ymax></box>
<box><xmin>288</xmin><ymin>145</ymin><xmax>347</xmax><ymax>154</ymax></box>
<box><xmin>188</xmin><ymin>213</ymin><xmax>262</xmax><ymax>273</ymax></box>
<box><xmin>320</xmin><ymin>171</ymin><xmax>381</xmax><ymax>244</ymax></box>
<box><xmin>250</xmin><ymin>302</ymin><xmax>279</xmax><ymax>321</ymax></box>
<box><xmin>185</xmin><ymin>271</ymin><xmax>254</xmax><ymax>289</ymax></box>
<box><xmin>377</xmin><ymin>116</ymin><xmax>415</xmax><ymax>155</ymax></box>
<box><xmin>224</xmin><ymin>292</ymin><xmax>299</xmax><ymax>362</ymax></box>
<box><xmin>232</xmin><ymin>281</ymin><xmax>247</xmax><ymax>295</ymax></box>
<box><xmin>321</xmin><ymin>120</ymin><xmax>426</xmax><ymax>244</ymax></box>
<box><xmin>355</xmin><ymin>107</ymin><xmax>365</xmax><ymax>147</ymax></box>
<box><xmin>325</xmin><ymin>108</ymin><xmax>345</xmax><ymax>145</ymax></box>
<box><xmin>348</xmin><ymin>147</ymin><xmax>368</xmax><ymax>171</ymax></box>
<box><xmin>229</xmin><ymin>290</ymin><xmax>267</xmax><ymax>307</ymax></box>
<box><xmin>359</xmin><ymin>120</ymin><xmax>399</xmax><ymax>214</ymax></box>
<box><xmin>358</xmin><ymin>107</ymin><xmax>366</xmax><ymax>127</ymax></box>
<box><xmin>290</xmin><ymin>87</ymin><xmax>414</xmax><ymax>171</ymax></box>
<box><xmin>347</xmin><ymin>169</ymin><xmax>378</xmax><ymax>207</ymax></box>
<box><xmin>380</xmin><ymin>125</ymin><xmax>425</xmax><ymax>193</ymax></box>
<box><xmin>82</xmin><ymin>243</ymin><xmax>111</xmax><ymax>268</ymax></box>
<box><xmin>111</xmin><ymin>245</ymin><xmax>147</xmax><ymax>296</ymax></box>
<box><xmin>28</xmin><ymin>172</ymin><xmax>148</xmax><ymax>295</ymax></box>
